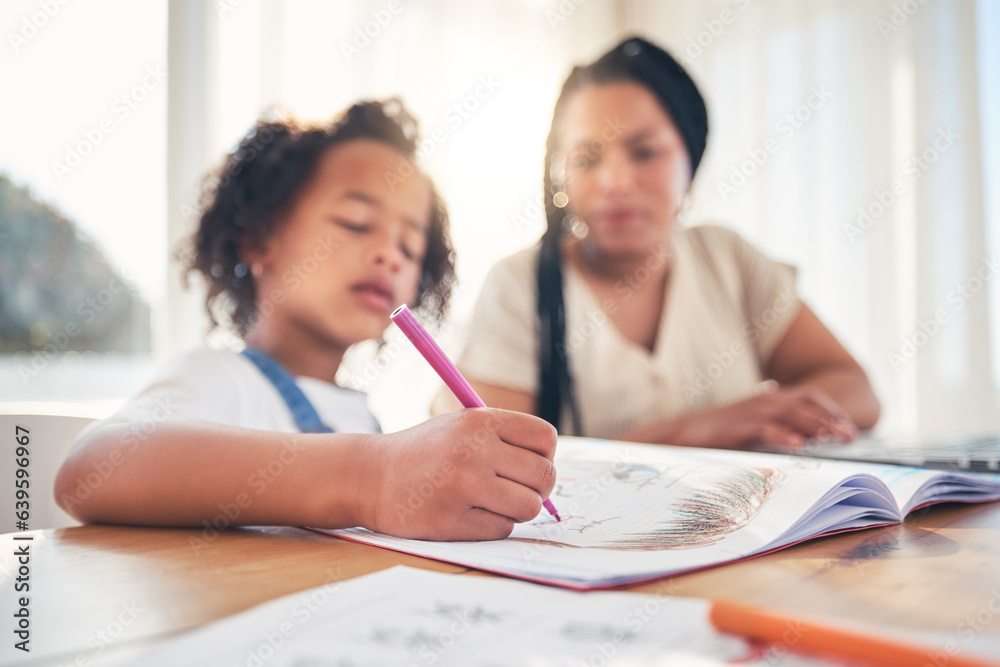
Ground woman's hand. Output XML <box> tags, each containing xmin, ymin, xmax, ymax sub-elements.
<box><xmin>357</xmin><ymin>409</ymin><xmax>558</xmax><ymax>541</ymax></box>
<box><xmin>660</xmin><ymin>385</ymin><xmax>858</xmax><ymax>449</ymax></box>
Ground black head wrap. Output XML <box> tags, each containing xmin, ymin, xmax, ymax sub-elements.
<box><xmin>536</xmin><ymin>36</ymin><xmax>709</xmax><ymax>433</ymax></box>
<box><xmin>584</xmin><ymin>36</ymin><xmax>709</xmax><ymax>175</ymax></box>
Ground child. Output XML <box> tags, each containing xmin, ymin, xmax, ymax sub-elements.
<box><xmin>54</xmin><ymin>100</ymin><xmax>557</xmax><ymax>542</ymax></box>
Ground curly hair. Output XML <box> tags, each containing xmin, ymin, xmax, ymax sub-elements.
<box><xmin>181</xmin><ymin>99</ymin><xmax>456</xmax><ymax>337</ymax></box>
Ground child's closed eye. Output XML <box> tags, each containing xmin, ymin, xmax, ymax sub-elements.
<box><xmin>332</xmin><ymin>218</ymin><xmax>370</xmax><ymax>233</ymax></box>
<box><xmin>401</xmin><ymin>244</ymin><xmax>423</xmax><ymax>261</ymax></box>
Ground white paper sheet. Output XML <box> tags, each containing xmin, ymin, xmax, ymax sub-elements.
<box><xmin>119</xmin><ymin>566</ymin><xmax>842</xmax><ymax>667</ymax></box>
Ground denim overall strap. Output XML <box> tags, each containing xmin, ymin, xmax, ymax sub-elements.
<box><xmin>241</xmin><ymin>347</ymin><xmax>334</xmax><ymax>434</ymax></box>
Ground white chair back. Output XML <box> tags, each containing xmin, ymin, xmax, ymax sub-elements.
<box><xmin>0</xmin><ymin>406</ymin><xmax>107</xmax><ymax>531</ymax></box>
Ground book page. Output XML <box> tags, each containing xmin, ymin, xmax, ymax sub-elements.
<box><xmin>860</xmin><ymin>464</ymin><xmax>1000</xmax><ymax>514</ymax></box>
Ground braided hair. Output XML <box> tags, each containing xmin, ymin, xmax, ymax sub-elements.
<box><xmin>183</xmin><ymin>99</ymin><xmax>455</xmax><ymax>337</ymax></box>
<box><xmin>536</xmin><ymin>36</ymin><xmax>709</xmax><ymax>433</ymax></box>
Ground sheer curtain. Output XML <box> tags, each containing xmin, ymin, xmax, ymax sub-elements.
<box><xmin>166</xmin><ymin>0</ymin><xmax>998</xmax><ymax>435</ymax></box>
<box><xmin>621</xmin><ymin>0</ymin><xmax>999</xmax><ymax>436</ymax></box>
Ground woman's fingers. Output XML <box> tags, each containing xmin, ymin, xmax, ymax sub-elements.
<box><xmin>757</xmin><ymin>422</ymin><xmax>805</xmax><ymax>448</ymax></box>
<box><xmin>774</xmin><ymin>397</ymin><xmax>845</xmax><ymax>439</ymax></box>
<box><xmin>789</xmin><ymin>388</ymin><xmax>858</xmax><ymax>440</ymax></box>
<box><xmin>803</xmin><ymin>389</ymin><xmax>858</xmax><ymax>440</ymax></box>
<box><xmin>666</xmin><ymin>388</ymin><xmax>857</xmax><ymax>449</ymax></box>
<box><xmin>752</xmin><ymin>388</ymin><xmax>854</xmax><ymax>442</ymax></box>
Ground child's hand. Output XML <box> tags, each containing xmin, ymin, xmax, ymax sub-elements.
<box><xmin>358</xmin><ymin>409</ymin><xmax>558</xmax><ymax>541</ymax></box>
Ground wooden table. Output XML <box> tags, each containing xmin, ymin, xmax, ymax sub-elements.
<box><xmin>3</xmin><ymin>501</ymin><xmax>1000</xmax><ymax>666</ymax></box>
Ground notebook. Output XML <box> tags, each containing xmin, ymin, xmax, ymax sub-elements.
<box><xmin>314</xmin><ymin>436</ymin><xmax>1000</xmax><ymax>590</ymax></box>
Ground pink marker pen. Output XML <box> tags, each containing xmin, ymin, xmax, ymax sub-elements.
<box><xmin>391</xmin><ymin>304</ymin><xmax>561</xmax><ymax>521</ymax></box>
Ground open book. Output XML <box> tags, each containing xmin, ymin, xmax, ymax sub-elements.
<box><xmin>316</xmin><ymin>437</ymin><xmax>1000</xmax><ymax>590</ymax></box>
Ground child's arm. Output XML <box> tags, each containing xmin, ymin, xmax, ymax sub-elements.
<box><xmin>54</xmin><ymin>408</ymin><xmax>557</xmax><ymax>541</ymax></box>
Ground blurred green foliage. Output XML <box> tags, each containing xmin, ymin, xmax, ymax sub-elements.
<box><xmin>0</xmin><ymin>174</ymin><xmax>150</xmax><ymax>354</ymax></box>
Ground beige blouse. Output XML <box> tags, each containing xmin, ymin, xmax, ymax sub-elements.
<box><xmin>452</xmin><ymin>224</ymin><xmax>800</xmax><ymax>438</ymax></box>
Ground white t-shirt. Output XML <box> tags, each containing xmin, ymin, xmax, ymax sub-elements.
<box><xmin>103</xmin><ymin>348</ymin><xmax>381</xmax><ymax>434</ymax></box>
<box><xmin>452</xmin><ymin>224</ymin><xmax>800</xmax><ymax>438</ymax></box>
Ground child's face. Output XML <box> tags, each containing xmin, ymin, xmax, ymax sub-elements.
<box><xmin>248</xmin><ymin>139</ymin><xmax>431</xmax><ymax>348</ymax></box>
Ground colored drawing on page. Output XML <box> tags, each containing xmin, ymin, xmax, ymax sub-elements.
<box><xmin>511</xmin><ymin>461</ymin><xmax>786</xmax><ymax>551</ymax></box>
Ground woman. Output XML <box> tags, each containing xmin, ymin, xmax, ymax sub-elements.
<box><xmin>444</xmin><ymin>37</ymin><xmax>879</xmax><ymax>448</ymax></box>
